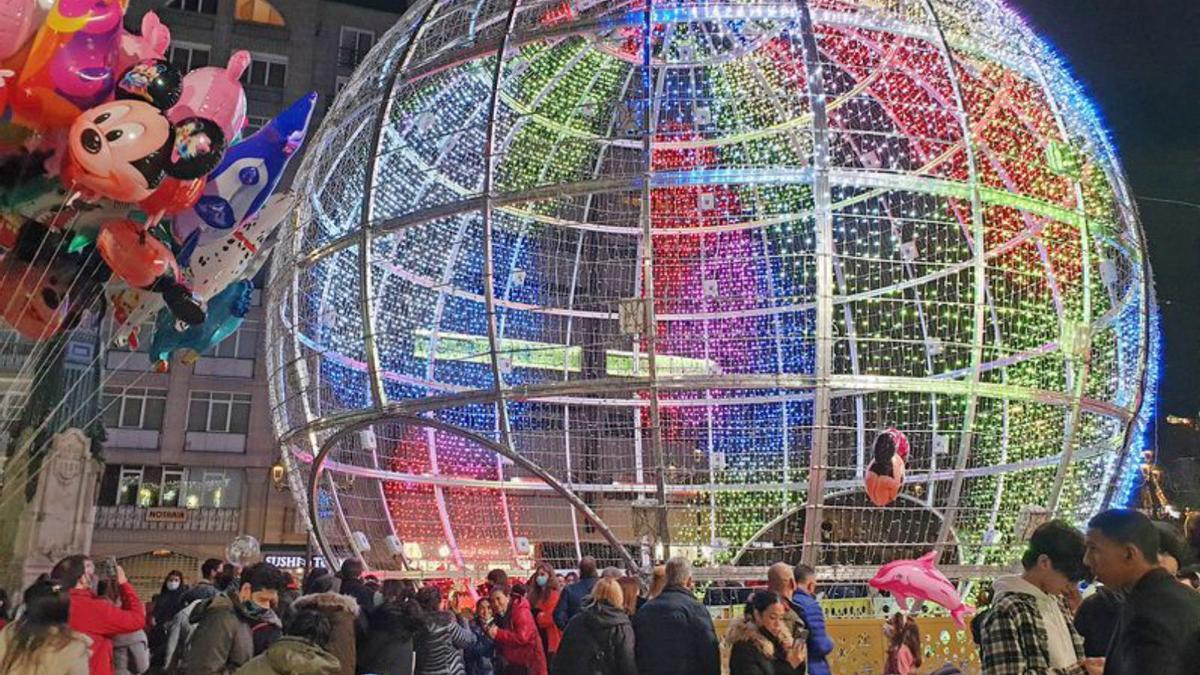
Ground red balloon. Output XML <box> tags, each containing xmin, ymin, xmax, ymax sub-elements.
<box><xmin>96</xmin><ymin>217</ymin><xmax>180</xmax><ymax>289</ymax></box>
<box><xmin>865</xmin><ymin>455</ymin><xmax>906</xmax><ymax>507</ymax></box>
<box><xmin>139</xmin><ymin>177</ymin><xmax>205</xmax><ymax>217</ymax></box>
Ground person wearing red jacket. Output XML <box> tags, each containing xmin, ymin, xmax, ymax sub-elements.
<box><xmin>50</xmin><ymin>554</ymin><xmax>146</xmax><ymax>675</ymax></box>
<box><xmin>488</xmin><ymin>584</ymin><xmax>548</xmax><ymax>675</ymax></box>
<box><xmin>526</xmin><ymin>563</ymin><xmax>562</xmax><ymax>660</ymax></box>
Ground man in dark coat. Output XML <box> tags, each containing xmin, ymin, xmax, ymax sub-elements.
<box><xmin>553</xmin><ymin>556</ymin><xmax>599</xmax><ymax>630</ymax></box>
<box><xmin>182</xmin><ymin>562</ymin><xmax>288</xmax><ymax>675</ymax></box>
<box><xmin>1085</xmin><ymin>508</ymin><xmax>1200</xmax><ymax>675</ymax></box>
<box><xmin>632</xmin><ymin>556</ymin><xmax>720</xmax><ymax>675</ymax></box>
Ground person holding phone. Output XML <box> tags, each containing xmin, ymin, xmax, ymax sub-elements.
<box><xmin>728</xmin><ymin>590</ymin><xmax>807</xmax><ymax>675</ymax></box>
<box><xmin>49</xmin><ymin>554</ymin><xmax>146</xmax><ymax>675</ymax></box>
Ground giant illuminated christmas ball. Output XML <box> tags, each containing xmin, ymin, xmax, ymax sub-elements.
<box><xmin>267</xmin><ymin>0</ymin><xmax>1157</xmax><ymax>576</ymax></box>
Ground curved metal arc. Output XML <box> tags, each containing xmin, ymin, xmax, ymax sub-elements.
<box><xmin>305</xmin><ymin>413</ymin><xmax>641</xmax><ymax>575</ymax></box>
<box><xmin>730</xmin><ymin>488</ymin><xmax>962</xmax><ymax>566</ymax></box>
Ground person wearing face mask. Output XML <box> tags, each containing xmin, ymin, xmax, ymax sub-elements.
<box><xmin>525</xmin><ymin>563</ymin><xmax>561</xmax><ymax>661</ymax></box>
<box><xmin>150</xmin><ymin>570</ymin><xmax>189</xmax><ymax>669</ymax></box>
<box><xmin>181</xmin><ymin>562</ymin><xmax>288</xmax><ymax>675</ymax></box>
<box><xmin>49</xmin><ymin>554</ymin><xmax>146</xmax><ymax>675</ymax></box>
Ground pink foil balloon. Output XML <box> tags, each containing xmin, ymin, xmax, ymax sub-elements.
<box><xmin>117</xmin><ymin>11</ymin><xmax>170</xmax><ymax>74</ymax></box>
<box><xmin>168</xmin><ymin>50</ymin><xmax>250</xmax><ymax>141</ymax></box>
<box><xmin>869</xmin><ymin>552</ymin><xmax>973</xmax><ymax>627</ymax></box>
<box><xmin>0</xmin><ymin>0</ymin><xmax>51</xmax><ymax>60</ymax></box>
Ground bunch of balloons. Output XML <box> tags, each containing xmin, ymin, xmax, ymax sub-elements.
<box><xmin>0</xmin><ymin>0</ymin><xmax>315</xmax><ymax>370</ymax></box>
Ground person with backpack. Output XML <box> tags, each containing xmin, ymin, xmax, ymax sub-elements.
<box><xmin>549</xmin><ymin>578</ymin><xmax>635</xmax><ymax>675</ymax></box>
<box><xmin>182</xmin><ymin>562</ymin><xmax>288</xmax><ymax>675</ymax></box>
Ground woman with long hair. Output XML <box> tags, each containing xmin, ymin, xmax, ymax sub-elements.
<box><xmin>883</xmin><ymin>613</ymin><xmax>922</xmax><ymax>675</ymax></box>
<box><xmin>0</xmin><ymin>579</ymin><xmax>91</xmax><ymax>674</ymax></box>
<box><xmin>616</xmin><ymin>577</ymin><xmax>640</xmax><ymax>615</ymax></box>
<box><xmin>727</xmin><ymin>590</ymin><xmax>806</xmax><ymax>675</ymax></box>
<box><xmin>550</xmin><ymin>578</ymin><xmax>635</xmax><ymax>675</ymax></box>
<box><xmin>526</xmin><ymin>562</ymin><xmax>562</xmax><ymax>660</ymax></box>
<box><xmin>149</xmin><ymin>570</ymin><xmax>187</xmax><ymax>669</ymax></box>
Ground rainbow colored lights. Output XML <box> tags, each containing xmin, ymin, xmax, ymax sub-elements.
<box><xmin>267</xmin><ymin>0</ymin><xmax>1156</xmax><ymax>575</ymax></box>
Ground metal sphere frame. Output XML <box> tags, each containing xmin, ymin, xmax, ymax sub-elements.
<box><xmin>266</xmin><ymin>0</ymin><xmax>1157</xmax><ymax>578</ymax></box>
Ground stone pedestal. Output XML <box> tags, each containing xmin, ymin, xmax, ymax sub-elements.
<box><xmin>0</xmin><ymin>429</ymin><xmax>101</xmax><ymax>593</ymax></box>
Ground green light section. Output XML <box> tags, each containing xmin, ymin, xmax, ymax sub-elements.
<box><xmin>413</xmin><ymin>331</ymin><xmax>716</xmax><ymax>376</ymax></box>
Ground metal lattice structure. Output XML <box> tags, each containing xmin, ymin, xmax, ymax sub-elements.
<box><xmin>266</xmin><ymin>0</ymin><xmax>1157</xmax><ymax>577</ymax></box>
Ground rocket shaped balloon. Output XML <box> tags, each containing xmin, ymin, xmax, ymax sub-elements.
<box><xmin>109</xmin><ymin>192</ymin><xmax>295</xmax><ymax>348</ymax></box>
<box><xmin>172</xmin><ymin>91</ymin><xmax>315</xmax><ymax>253</ymax></box>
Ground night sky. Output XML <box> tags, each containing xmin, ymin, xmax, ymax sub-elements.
<box><xmin>1009</xmin><ymin>0</ymin><xmax>1200</xmax><ymax>415</ymax></box>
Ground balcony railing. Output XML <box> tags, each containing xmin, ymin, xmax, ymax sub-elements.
<box><xmin>95</xmin><ymin>505</ymin><xmax>241</xmax><ymax>532</ymax></box>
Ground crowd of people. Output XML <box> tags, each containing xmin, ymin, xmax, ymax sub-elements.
<box><xmin>0</xmin><ymin>508</ymin><xmax>1196</xmax><ymax>674</ymax></box>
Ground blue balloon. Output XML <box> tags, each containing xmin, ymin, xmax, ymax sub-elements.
<box><xmin>149</xmin><ymin>280</ymin><xmax>254</xmax><ymax>370</ymax></box>
<box><xmin>171</xmin><ymin>92</ymin><xmax>317</xmax><ymax>255</ymax></box>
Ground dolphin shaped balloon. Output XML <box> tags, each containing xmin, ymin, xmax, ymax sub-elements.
<box><xmin>148</xmin><ymin>278</ymin><xmax>253</xmax><ymax>371</ymax></box>
<box><xmin>171</xmin><ymin>92</ymin><xmax>315</xmax><ymax>254</ymax></box>
<box><xmin>869</xmin><ymin>551</ymin><xmax>973</xmax><ymax>627</ymax></box>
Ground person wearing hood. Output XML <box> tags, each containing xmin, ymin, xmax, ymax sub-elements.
<box><xmin>182</xmin><ymin>562</ymin><xmax>288</xmax><ymax>675</ymax></box>
<box><xmin>980</xmin><ymin>520</ymin><xmax>1094</xmax><ymax>675</ymax></box>
<box><xmin>414</xmin><ymin>585</ymin><xmax>475</xmax><ymax>675</ymax></box>
<box><xmin>49</xmin><ymin>555</ymin><xmax>146</xmax><ymax>675</ymax></box>
<box><xmin>291</xmin><ymin>573</ymin><xmax>359</xmax><ymax>675</ymax></box>
<box><xmin>550</xmin><ymin>577</ymin><xmax>635</xmax><ymax>675</ymax></box>
<box><xmin>359</xmin><ymin>587</ymin><xmax>420</xmax><ymax>675</ymax></box>
<box><xmin>0</xmin><ymin>578</ymin><xmax>92</xmax><ymax>675</ymax></box>
<box><xmin>727</xmin><ymin>590</ymin><xmax>805</xmax><ymax>675</ymax></box>
<box><xmin>488</xmin><ymin>584</ymin><xmax>547</xmax><ymax>675</ymax></box>
<box><xmin>236</xmin><ymin>608</ymin><xmax>341</xmax><ymax>675</ymax></box>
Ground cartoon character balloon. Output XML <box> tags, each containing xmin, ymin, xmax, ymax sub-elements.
<box><xmin>116</xmin><ymin>11</ymin><xmax>170</xmax><ymax>74</ymax></box>
<box><xmin>0</xmin><ymin>219</ymin><xmax>106</xmax><ymax>340</ymax></box>
<box><xmin>865</xmin><ymin>427</ymin><xmax>909</xmax><ymax>507</ymax></box>
<box><xmin>869</xmin><ymin>551</ymin><xmax>972</xmax><ymax>627</ymax></box>
<box><xmin>0</xmin><ymin>0</ymin><xmax>53</xmax><ymax>61</ymax></box>
<box><xmin>149</xmin><ymin>279</ymin><xmax>252</xmax><ymax>371</ymax></box>
<box><xmin>172</xmin><ymin>92</ymin><xmax>314</xmax><ymax>251</ymax></box>
<box><xmin>95</xmin><ymin>217</ymin><xmax>204</xmax><ymax>325</ymax></box>
<box><xmin>62</xmin><ymin>62</ymin><xmax>225</xmax><ymax>205</ymax></box>
<box><xmin>107</xmin><ymin>193</ymin><xmax>292</xmax><ymax>348</ymax></box>
<box><xmin>168</xmin><ymin>50</ymin><xmax>250</xmax><ymax>141</ymax></box>
<box><xmin>8</xmin><ymin>0</ymin><xmax>126</xmax><ymax>131</ymax></box>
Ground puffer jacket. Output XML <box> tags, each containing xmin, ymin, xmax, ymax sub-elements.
<box><xmin>183</xmin><ymin>592</ymin><xmax>283</xmax><ymax>675</ymax></box>
<box><xmin>234</xmin><ymin>636</ymin><xmax>340</xmax><ymax>675</ymax></box>
<box><xmin>414</xmin><ymin>612</ymin><xmax>475</xmax><ymax>675</ymax></box>
<box><xmin>493</xmin><ymin>596</ymin><xmax>547</xmax><ymax>675</ymax></box>
<box><xmin>550</xmin><ymin>602</ymin><xmax>635</xmax><ymax>675</ymax></box>
<box><xmin>0</xmin><ymin>623</ymin><xmax>92</xmax><ymax>675</ymax></box>
<box><xmin>726</xmin><ymin>617</ymin><xmax>802</xmax><ymax>675</ymax></box>
<box><xmin>291</xmin><ymin>593</ymin><xmax>358</xmax><ymax>675</ymax></box>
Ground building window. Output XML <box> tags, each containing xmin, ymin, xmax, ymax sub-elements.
<box><xmin>182</xmin><ymin>469</ymin><xmax>243</xmax><ymax>509</ymax></box>
<box><xmin>169</xmin><ymin>41</ymin><xmax>211</xmax><ymax>72</ymax></box>
<box><xmin>117</xmin><ymin>466</ymin><xmax>144</xmax><ymax>506</ymax></box>
<box><xmin>103</xmin><ymin>387</ymin><xmax>168</xmax><ymax>431</ymax></box>
<box><xmin>338</xmin><ymin>27</ymin><xmax>374</xmax><ymax>69</ymax></box>
<box><xmin>241</xmin><ymin>53</ymin><xmax>287</xmax><ymax>88</ymax></box>
<box><xmin>161</xmin><ymin>468</ymin><xmax>185</xmax><ymax>508</ymax></box>
<box><xmin>187</xmin><ymin>391</ymin><xmax>252</xmax><ymax>434</ymax></box>
<box><xmin>244</xmin><ymin>115</ymin><xmax>270</xmax><ymax>135</ymax></box>
<box><xmin>235</xmin><ymin>0</ymin><xmax>285</xmax><ymax>26</ymax></box>
<box><xmin>206</xmin><ymin>323</ymin><xmax>259</xmax><ymax>360</ymax></box>
<box><xmin>166</xmin><ymin>0</ymin><xmax>218</xmax><ymax>14</ymax></box>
